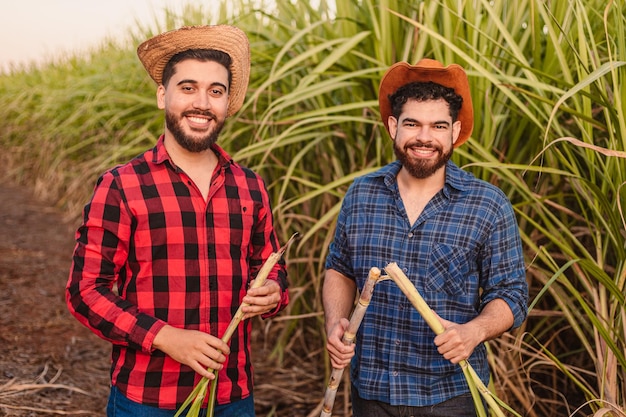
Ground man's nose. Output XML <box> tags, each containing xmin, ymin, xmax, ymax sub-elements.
<box><xmin>192</xmin><ymin>92</ymin><xmax>211</xmax><ymax>109</ymax></box>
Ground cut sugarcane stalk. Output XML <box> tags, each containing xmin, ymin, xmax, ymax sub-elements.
<box><xmin>175</xmin><ymin>233</ymin><xmax>299</xmax><ymax>417</ymax></box>
<box><xmin>384</xmin><ymin>262</ymin><xmax>520</xmax><ymax>417</ymax></box>
<box><xmin>320</xmin><ymin>266</ymin><xmax>381</xmax><ymax>417</ymax></box>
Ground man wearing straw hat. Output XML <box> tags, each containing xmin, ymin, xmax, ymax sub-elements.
<box><xmin>323</xmin><ymin>59</ymin><xmax>528</xmax><ymax>416</ymax></box>
<box><xmin>67</xmin><ymin>25</ymin><xmax>289</xmax><ymax>417</ymax></box>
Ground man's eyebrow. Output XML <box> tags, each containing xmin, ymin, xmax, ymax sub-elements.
<box><xmin>176</xmin><ymin>79</ymin><xmax>198</xmax><ymax>86</ymax></box>
<box><xmin>213</xmin><ymin>82</ymin><xmax>228</xmax><ymax>91</ymax></box>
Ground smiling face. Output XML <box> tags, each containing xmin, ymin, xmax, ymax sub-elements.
<box><xmin>388</xmin><ymin>98</ymin><xmax>461</xmax><ymax>179</ymax></box>
<box><xmin>157</xmin><ymin>59</ymin><xmax>230</xmax><ymax>153</ymax></box>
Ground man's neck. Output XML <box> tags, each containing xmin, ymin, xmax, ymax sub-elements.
<box><xmin>163</xmin><ymin>135</ymin><xmax>219</xmax><ymax>201</ymax></box>
<box><xmin>396</xmin><ymin>166</ymin><xmax>446</xmax><ymax>225</ymax></box>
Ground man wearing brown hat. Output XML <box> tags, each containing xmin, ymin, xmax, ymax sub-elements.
<box><xmin>323</xmin><ymin>59</ymin><xmax>528</xmax><ymax>416</ymax></box>
<box><xmin>66</xmin><ymin>25</ymin><xmax>289</xmax><ymax>417</ymax></box>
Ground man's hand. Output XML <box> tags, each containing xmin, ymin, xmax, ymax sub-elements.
<box><xmin>433</xmin><ymin>299</ymin><xmax>514</xmax><ymax>364</ymax></box>
<box><xmin>326</xmin><ymin>318</ymin><xmax>355</xmax><ymax>369</ymax></box>
<box><xmin>241</xmin><ymin>279</ymin><xmax>281</xmax><ymax>319</ymax></box>
<box><xmin>433</xmin><ymin>316</ymin><xmax>481</xmax><ymax>364</ymax></box>
<box><xmin>152</xmin><ymin>325</ymin><xmax>230</xmax><ymax>379</ymax></box>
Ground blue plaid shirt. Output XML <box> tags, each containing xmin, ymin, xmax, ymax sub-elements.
<box><xmin>325</xmin><ymin>160</ymin><xmax>528</xmax><ymax>406</ymax></box>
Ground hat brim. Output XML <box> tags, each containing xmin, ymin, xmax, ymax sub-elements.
<box><xmin>137</xmin><ymin>25</ymin><xmax>250</xmax><ymax>117</ymax></box>
<box><xmin>378</xmin><ymin>61</ymin><xmax>473</xmax><ymax>147</ymax></box>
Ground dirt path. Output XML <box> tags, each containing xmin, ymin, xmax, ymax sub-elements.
<box><xmin>0</xmin><ymin>184</ymin><xmax>110</xmax><ymax>416</ymax></box>
<box><xmin>0</xmin><ymin>183</ymin><xmax>326</xmax><ymax>417</ymax></box>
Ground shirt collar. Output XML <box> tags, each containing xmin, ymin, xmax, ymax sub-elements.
<box><xmin>151</xmin><ymin>135</ymin><xmax>237</xmax><ymax>170</ymax></box>
<box><xmin>444</xmin><ymin>160</ymin><xmax>468</xmax><ymax>193</ymax></box>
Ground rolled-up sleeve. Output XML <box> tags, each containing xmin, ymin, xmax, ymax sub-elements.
<box><xmin>479</xmin><ymin>200</ymin><xmax>528</xmax><ymax>329</ymax></box>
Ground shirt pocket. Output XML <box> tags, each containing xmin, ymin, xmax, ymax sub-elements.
<box><xmin>424</xmin><ymin>243</ymin><xmax>474</xmax><ymax>296</ymax></box>
<box><xmin>223</xmin><ymin>198</ymin><xmax>256</xmax><ymax>249</ymax></box>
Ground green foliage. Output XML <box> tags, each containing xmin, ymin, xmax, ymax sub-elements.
<box><xmin>2</xmin><ymin>0</ymin><xmax>626</xmax><ymax>415</ymax></box>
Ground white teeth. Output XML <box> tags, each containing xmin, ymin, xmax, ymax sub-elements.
<box><xmin>188</xmin><ymin>116</ymin><xmax>208</xmax><ymax>124</ymax></box>
<box><xmin>409</xmin><ymin>147</ymin><xmax>434</xmax><ymax>155</ymax></box>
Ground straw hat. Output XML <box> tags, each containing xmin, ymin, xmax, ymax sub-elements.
<box><xmin>137</xmin><ymin>25</ymin><xmax>250</xmax><ymax>117</ymax></box>
<box><xmin>378</xmin><ymin>59</ymin><xmax>473</xmax><ymax>147</ymax></box>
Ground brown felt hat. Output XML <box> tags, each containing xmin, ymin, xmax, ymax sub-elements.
<box><xmin>379</xmin><ymin>59</ymin><xmax>473</xmax><ymax>147</ymax></box>
<box><xmin>137</xmin><ymin>25</ymin><xmax>250</xmax><ymax>117</ymax></box>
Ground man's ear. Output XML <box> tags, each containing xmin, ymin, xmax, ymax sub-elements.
<box><xmin>156</xmin><ymin>85</ymin><xmax>166</xmax><ymax>110</ymax></box>
<box><xmin>451</xmin><ymin>120</ymin><xmax>462</xmax><ymax>145</ymax></box>
<box><xmin>387</xmin><ymin>116</ymin><xmax>398</xmax><ymax>140</ymax></box>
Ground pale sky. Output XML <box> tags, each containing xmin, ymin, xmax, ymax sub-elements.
<box><xmin>0</xmin><ymin>0</ymin><xmax>220</xmax><ymax>72</ymax></box>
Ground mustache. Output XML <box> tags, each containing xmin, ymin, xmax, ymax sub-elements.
<box><xmin>182</xmin><ymin>110</ymin><xmax>217</xmax><ymax>120</ymax></box>
<box><xmin>404</xmin><ymin>140</ymin><xmax>440</xmax><ymax>150</ymax></box>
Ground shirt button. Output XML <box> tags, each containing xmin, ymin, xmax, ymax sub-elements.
<box><xmin>408</xmin><ymin>232</ymin><xmax>413</xmax><ymax>238</ymax></box>
<box><xmin>392</xmin><ymin>371</ymin><xmax>399</xmax><ymax>376</ymax></box>
<box><xmin>395</xmin><ymin>339</ymin><xmax>400</xmax><ymax>345</ymax></box>
<box><xmin>403</xmin><ymin>267</ymin><xmax>408</xmax><ymax>273</ymax></box>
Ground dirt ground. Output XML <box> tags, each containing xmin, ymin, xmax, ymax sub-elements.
<box><xmin>0</xmin><ymin>183</ymin><xmax>110</xmax><ymax>416</ymax></box>
<box><xmin>0</xmin><ymin>183</ymin><xmax>328</xmax><ymax>416</ymax></box>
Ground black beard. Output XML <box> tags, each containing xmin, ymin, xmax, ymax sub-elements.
<box><xmin>165</xmin><ymin>110</ymin><xmax>224</xmax><ymax>153</ymax></box>
<box><xmin>393</xmin><ymin>140</ymin><xmax>452</xmax><ymax>179</ymax></box>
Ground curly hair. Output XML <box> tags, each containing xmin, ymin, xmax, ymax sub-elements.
<box><xmin>389</xmin><ymin>81</ymin><xmax>463</xmax><ymax>122</ymax></box>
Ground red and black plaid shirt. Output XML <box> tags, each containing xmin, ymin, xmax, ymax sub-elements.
<box><xmin>66</xmin><ymin>136</ymin><xmax>289</xmax><ymax>409</ymax></box>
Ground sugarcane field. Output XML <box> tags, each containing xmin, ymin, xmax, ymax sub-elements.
<box><xmin>3</xmin><ymin>1</ymin><xmax>626</xmax><ymax>416</ymax></box>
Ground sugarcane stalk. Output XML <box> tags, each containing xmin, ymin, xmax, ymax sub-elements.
<box><xmin>384</xmin><ymin>262</ymin><xmax>521</xmax><ymax>417</ymax></box>
<box><xmin>175</xmin><ymin>233</ymin><xmax>298</xmax><ymax>417</ymax></box>
<box><xmin>320</xmin><ymin>267</ymin><xmax>381</xmax><ymax>417</ymax></box>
